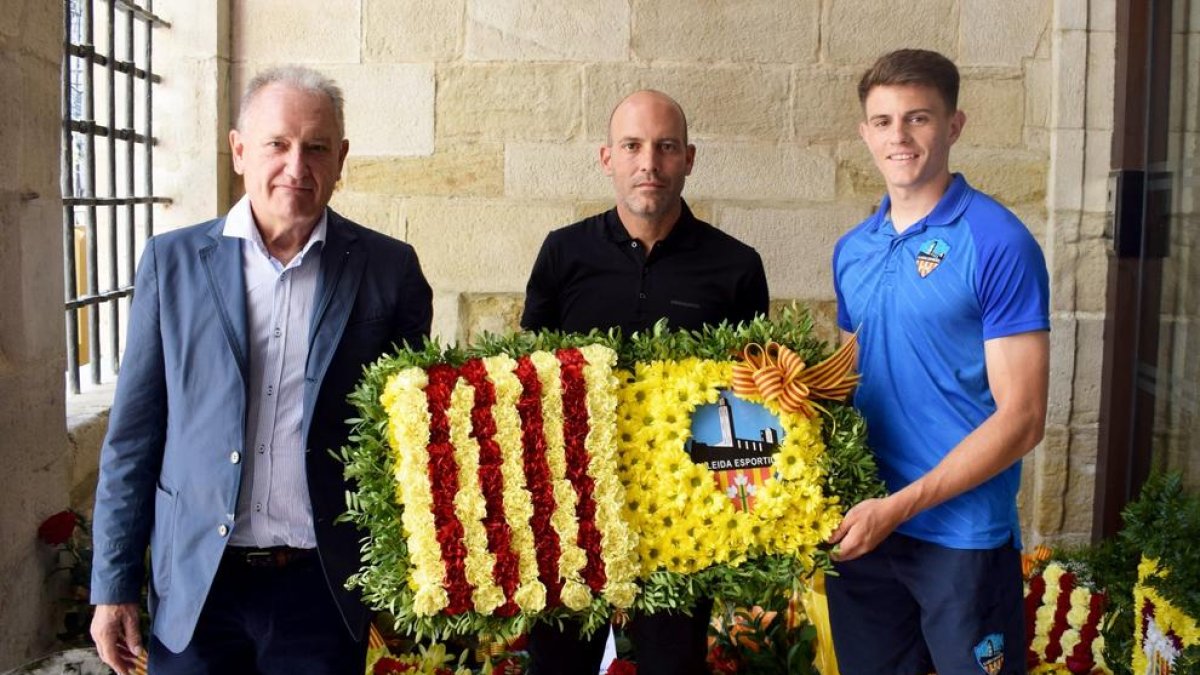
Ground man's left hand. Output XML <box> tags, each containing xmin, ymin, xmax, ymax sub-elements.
<box><xmin>827</xmin><ymin>497</ymin><xmax>903</xmax><ymax>561</ymax></box>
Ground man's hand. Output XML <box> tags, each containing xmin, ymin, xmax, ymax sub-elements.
<box><xmin>91</xmin><ymin>603</ymin><xmax>143</xmax><ymax>675</ymax></box>
<box><xmin>828</xmin><ymin>497</ymin><xmax>904</xmax><ymax>561</ymax></box>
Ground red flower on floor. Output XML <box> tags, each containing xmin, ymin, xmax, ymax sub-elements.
<box><xmin>605</xmin><ymin>658</ymin><xmax>637</xmax><ymax>675</ymax></box>
<box><xmin>506</xmin><ymin>633</ymin><xmax>529</xmax><ymax>652</ymax></box>
<box><xmin>372</xmin><ymin>657</ymin><xmax>417</xmax><ymax>674</ymax></box>
<box><xmin>37</xmin><ymin>510</ymin><xmax>78</xmax><ymax>546</ymax></box>
<box><xmin>491</xmin><ymin>656</ymin><xmax>525</xmax><ymax>674</ymax></box>
<box><xmin>707</xmin><ymin>645</ymin><xmax>740</xmax><ymax>674</ymax></box>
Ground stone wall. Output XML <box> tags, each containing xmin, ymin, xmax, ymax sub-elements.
<box><xmin>1159</xmin><ymin>2</ymin><xmax>1200</xmax><ymax>485</ymax></box>
<box><xmin>0</xmin><ymin>2</ymin><xmax>69</xmax><ymax>668</ymax></box>
<box><xmin>231</xmin><ymin>0</ymin><xmax>1061</xmax><ymax>341</ymax></box>
<box><xmin>1018</xmin><ymin>2</ymin><xmax>1117</xmax><ymax>548</ymax></box>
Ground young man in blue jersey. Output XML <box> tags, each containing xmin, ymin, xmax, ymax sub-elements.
<box><xmin>827</xmin><ymin>49</ymin><xmax>1049</xmax><ymax>674</ymax></box>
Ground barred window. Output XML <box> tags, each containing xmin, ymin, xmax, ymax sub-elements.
<box><xmin>62</xmin><ymin>0</ymin><xmax>170</xmax><ymax>394</ymax></box>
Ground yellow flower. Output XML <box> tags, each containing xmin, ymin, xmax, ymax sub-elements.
<box><xmin>1065</xmin><ymin>586</ymin><xmax>1091</xmax><ymax>627</ymax></box>
<box><xmin>1058</xmin><ymin>628</ymin><xmax>1081</xmax><ymax>659</ymax></box>
<box><xmin>513</xmin><ymin>581</ymin><xmax>547</xmax><ymax>611</ymax></box>
<box><xmin>561</xmin><ymin>580</ymin><xmax>593</xmax><ymax>611</ymax></box>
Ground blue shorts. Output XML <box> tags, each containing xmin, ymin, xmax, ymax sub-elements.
<box><xmin>825</xmin><ymin>532</ymin><xmax>1025</xmax><ymax>674</ymax></box>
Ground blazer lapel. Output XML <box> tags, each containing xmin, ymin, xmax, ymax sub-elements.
<box><xmin>199</xmin><ymin>219</ymin><xmax>249</xmax><ymax>381</ymax></box>
<box><xmin>306</xmin><ymin>211</ymin><xmax>364</xmax><ymax>396</ymax></box>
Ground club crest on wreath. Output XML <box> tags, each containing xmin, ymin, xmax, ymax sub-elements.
<box><xmin>686</xmin><ymin>390</ymin><xmax>783</xmax><ymax>512</ymax></box>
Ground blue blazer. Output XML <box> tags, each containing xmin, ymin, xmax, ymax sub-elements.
<box><xmin>90</xmin><ymin>210</ymin><xmax>433</xmax><ymax>652</ymax></box>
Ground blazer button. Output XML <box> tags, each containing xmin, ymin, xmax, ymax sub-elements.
<box><xmin>230</xmin><ymin>450</ymin><xmax>241</xmax><ymax>464</ymax></box>
<box><xmin>218</xmin><ymin>524</ymin><xmax>229</xmax><ymax>537</ymax></box>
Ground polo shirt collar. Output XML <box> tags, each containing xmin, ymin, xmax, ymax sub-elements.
<box><xmin>870</xmin><ymin>173</ymin><xmax>973</xmax><ymax>234</ymax></box>
<box><xmin>604</xmin><ymin>200</ymin><xmax>702</xmax><ymax>251</ymax></box>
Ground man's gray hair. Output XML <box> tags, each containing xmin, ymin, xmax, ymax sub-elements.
<box><xmin>236</xmin><ymin>65</ymin><xmax>346</xmax><ymax>138</ymax></box>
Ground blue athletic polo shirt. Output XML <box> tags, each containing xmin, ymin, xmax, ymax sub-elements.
<box><xmin>832</xmin><ymin>174</ymin><xmax>1049</xmax><ymax>550</ymax></box>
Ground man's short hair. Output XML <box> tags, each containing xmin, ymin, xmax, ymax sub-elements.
<box><xmin>857</xmin><ymin>49</ymin><xmax>960</xmax><ymax>112</ymax></box>
<box><xmin>237</xmin><ymin>65</ymin><xmax>346</xmax><ymax>138</ymax></box>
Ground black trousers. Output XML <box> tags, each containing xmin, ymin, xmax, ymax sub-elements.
<box><xmin>148</xmin><ymin>551</ymin><xmax>367</xmax><ymax>675</ymax></box>
<box><xmin>529</xmin><ymin>597</ymin><xmax>714</xmax><ymax>675</ymax></box>
<box><xmin>826</xmin><ymin>533</ymin><xmax>1025</xmax><ymax>675</ymax></box>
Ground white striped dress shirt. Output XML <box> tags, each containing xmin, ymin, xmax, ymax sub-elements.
<box><xmin>223</xmin><ymin>195</ymin><xmax>326</xmax><ymax>549</ymax></box>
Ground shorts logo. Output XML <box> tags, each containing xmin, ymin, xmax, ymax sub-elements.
<box><xmin>916</xmin><ymin>238</ymin><xmax>950</xmax><ymax>278</ymax></box>
<box><xmin>973</xmin><ymin>633</ymin><xmax>1004</xmax><ymax>674</ymax></box>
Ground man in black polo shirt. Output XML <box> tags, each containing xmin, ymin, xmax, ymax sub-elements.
<box><xmin>521</xmin><ymin>90</ymin><xmax>769</xmax><ymax>674</ymax></box>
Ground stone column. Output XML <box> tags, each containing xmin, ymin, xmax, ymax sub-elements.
<box><xmin>0</xmin><ymin>1</ymin><xmax>69</xmax><ymax>668</ymax></box>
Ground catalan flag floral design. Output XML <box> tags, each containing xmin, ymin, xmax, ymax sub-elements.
<box><xmin>380</xmin><ymin>345</ymin><xmax>637</xmax><ymax>620</ymax></box>
<box><xmin>342</xmin><ymin>310</ymin><xmax>885</xmax><ymax>638</ymax></box>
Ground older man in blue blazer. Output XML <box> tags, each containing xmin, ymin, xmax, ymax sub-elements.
<box><xmin>89</xmin><ymin>65</ymin><xmax>433</xmax><ymax>675</ymax></box>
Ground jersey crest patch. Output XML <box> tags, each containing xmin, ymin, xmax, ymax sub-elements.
<box><xmin>972</xmin><ymin>633</ymin><xmax>1004</xmax><ymax>674</ymax></box>
<box><xmin>916</xmin><ymin>238</ymin><xmax>950</xmax><ymax>278</ymax></box>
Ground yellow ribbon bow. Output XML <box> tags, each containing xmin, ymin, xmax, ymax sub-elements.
<box><xmin>731</xmin><ymin>335</ymin><xmax>861</xmax><ymax>418</ymax></box>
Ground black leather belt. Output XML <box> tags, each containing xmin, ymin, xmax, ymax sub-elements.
<box><xmin>224</xmin><ymin>546</ymin><xmax>317</xmax><ymax>569</ymax></box>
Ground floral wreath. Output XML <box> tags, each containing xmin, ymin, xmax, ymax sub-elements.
<box><xmin>1133</xmin><ymin>557</ymin><xmax>1200</xmax><ymax>674</ymax></box>
<box><xmin>340</xmin><ymin>308</ymin><xmax>885</xmax><ymax>639</ymax></box>
<box><xmin>1022</xmin><ymin>550</ymin><xmax>1110</xmax><ymax>674</ymax></box>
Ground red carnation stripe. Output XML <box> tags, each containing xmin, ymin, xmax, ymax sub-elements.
<box><xmin>460</xmin><ymin>358</ymin><xmax>521</xmax><ymax>616</ymax></box>
<box><xmin>1142</xmin><ymin>596</ymin><xmax>1154</xmax><ymax>639</ymax></box>
<box><xmin>557</xmin><ymin>347</ymin><xmax>607</xmax><ymax>592</ymax></box>
<box><xmin>1044</xmin><ymin>571</ymin><xmax>1076</xmax><ymax>663</ymax></box>
<box><xmin>1024</xmin><ymin>573</ymin><xmax>1046</xmax><ymax>658</ymax></box>
<box><xmin>514</xmin><ymin>355</ymin><xmax>564</xmax><ymax>606</ymax></box>
<box><xmin>1139</xmin><ymin>595</ymin><xmax>1185</xmax><ymax>651</ymax></box>
<box><xmin>425</xmin><ymin>364</ymin><xmax>473</xmax><ymax>614</ymax></box>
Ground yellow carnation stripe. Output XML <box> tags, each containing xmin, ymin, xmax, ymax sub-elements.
<box><xmin>578</xmin><ymin>344</ymin><xmax>638</xmax><ymax>608</ymax></box>
<box><xmin>529</xmin><ymin>350</ymin><xmax>591</xmax><ymax>610</ymax></box>
<box><xmin>483</xmin><ymin>354</ymin><xmax>547</xmax><ymax>612</ymax></box>
<box><xmin>447</xmin><ymin>377</ymin><xmax>505</xmax><ymax>614</ymax></box>
<box><xmin>381</xmin><ymin>368</ymin><xmax>448</xmax><ymax>616</ymax></box>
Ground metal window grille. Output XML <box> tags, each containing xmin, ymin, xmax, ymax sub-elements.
<box><xmin>62</xmin><ymin>0</ymin><xmax>170</xmax><ymax>394</ymax></box>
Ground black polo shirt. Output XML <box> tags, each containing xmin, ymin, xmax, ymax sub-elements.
<box><xmin>521</xmin><ymin>202</ymin><xmax>770</xmax><ymax>335</ymax></box>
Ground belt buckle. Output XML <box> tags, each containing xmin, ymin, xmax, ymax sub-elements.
<box><xmin>243</xmin><ymin>549</ymin><xmax>278</xmax><ymax>568</ymax></box>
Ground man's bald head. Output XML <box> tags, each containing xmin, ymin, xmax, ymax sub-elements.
<box><xmin>600</xmin><ymin>89</ymin><xmax>695</xmax><ymax>230</ymax></box>
<box><xmin>606</xmin><ymin>90</ymin><xmax>689</xmax><ymax>146</ymax></box>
